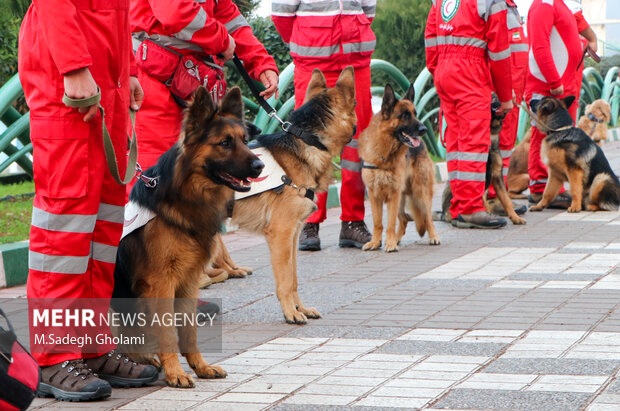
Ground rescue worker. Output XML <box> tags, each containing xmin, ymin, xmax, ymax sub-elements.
<box><xmin>526</xmin><ymin>0</ymin><xmax>594</xmax><ymax>208</ymax></box>
<box><xmin>272</xmin><ymin>0</ymin><xmax>376</xmax><ymax>250</ymax></box>
<box><xmin>19</xmin><ymin>0</ymin><xmax>158</xmax><ymax>401</ymax></box>
<box><xmin>129</xmin><ymin>0</ymin><xmax>279</xmax><ymax>184</ymax></box>
<box><xmin>486</xmin><ymin>0</ymin><xmax>528</xmax><ymax>217</ymax></box>
<box><xmin>425</xmin><ymin>0</ymin><xmax>514</xmax><ymax>229</ymax></box>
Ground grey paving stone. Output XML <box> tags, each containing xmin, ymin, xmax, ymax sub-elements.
<box><xmin>508</xmin><ymin>273</ymin><xmax>602</xmax><ymax>281</ymax></box>
<box><xmin>432</xmin><ymin>388</ymin><xmax>591</xmax><ymax>411</ymax></box>
<box><xmin>271</xmin><ymin>405</ymin><xmax>411</xmax><ymax>411</ymax></box>
<box><xmin>482</xmin><ymin>358</ymin><xmax>620</xmax><ymax>375</ymax></box>
<box><xmin>378</xmin><ymin>340</ymin><xmax>506</xmax><ymax>356</ymax></box>
<box><xmin>605</xmin><ymin>379</ymin><xmax>620</xmax><ymax>394</ymax></box>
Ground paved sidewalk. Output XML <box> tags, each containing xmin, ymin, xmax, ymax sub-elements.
<box><xmin>12</xmin><ymin>141</ymin><xmax>620</xmax><ymax>410</ymax></box>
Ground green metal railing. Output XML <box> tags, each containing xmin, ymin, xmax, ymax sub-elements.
<box><xmin>0</xmin><ymin>74</ymin><xmax>32</xmax><ymax>175</ymax></box>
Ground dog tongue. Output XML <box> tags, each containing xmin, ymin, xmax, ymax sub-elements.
<box><xmin>409</xmin><ymin>137</ymin><xmax>421</xmax><ymax>148</ymax></box>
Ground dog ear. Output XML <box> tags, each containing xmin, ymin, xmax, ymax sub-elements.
<box><xmin>403</xmin><ymin>83</ymin><xmax>415</xmax><ymax>103</ymax></box>
<box><xmin>530</xmin><ymin>99</ymin><xmax>540</xmax><ymax>114</ymax></box>
<box><xmin>335</xmin><ymin>66</ymin><xmax>356</xmax><ymax>104</ymax></box>
<box><xmin>220</xmin><ymin>86</ymin><xmax>245</xmax><ymax>120</ymax></box>
<box><xmin>187</xmin><ymin>86</ymin><xmax>216</xmax><ymax>127</ymax></box>
<box><xmin>305</xmin><ymin>69</ymin><xmax>328</xmax><ymax>102</ymax></box>
<box><xmin>562</xmin><ymin>95</ymin><xmax>576</xmax><ymax>110</ymax></box>
<box><xmin>381</xmin><ymin>84</ymin><xmax>397</xmax><ymax>119</ymax></box>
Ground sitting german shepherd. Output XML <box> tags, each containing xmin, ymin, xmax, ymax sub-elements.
<box><xmin>113</xmin><ymin>86</ymin><xmax>264</xmax><ymax>388</ymax></box>
<box><xmin>529</xmin><ymin>95</ymin><xmax>620</xmax><ymax>212</ymax></box>
<box><xmin>229</xmin><ymin>67</ymin><xmax>357</xmax><ymax>324</ymax></box>
<box><xmin>358</xmin><ymin>83</ymin><xmax>439</xmax><ymax>252</ymax></box>
<box><xmin>441</xmin><ymin>97</ymin><xmax>527</xmax><ymax>225</ymax></box>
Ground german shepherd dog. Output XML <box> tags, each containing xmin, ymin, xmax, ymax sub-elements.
<box><xmin>113</xmin><ymin>86</ymin><xmax>264</xmax><ymax>387</ymax></box>
<box><xmin>529</xmin><ymin>95</ymin><xmax>620</xmax><ymax>212</ymax></box>
<box><xmin>506</xmin><ymin>128</ymin><xmax>530</xmax><ymax>199</ymax></box>
<box><xmin>229</xmin><ymin>67</ymin><xmax>357</xmax><ymax>324</ymax></box>
<box><xmin>358</xmin><ymin>83</ymin><xmax>439</xmax><ymax>252</ymax></box>
<box><xmin>441</xmin><ymin>95</ymin><xmax>527</xmax><ymax>225</ymax></box>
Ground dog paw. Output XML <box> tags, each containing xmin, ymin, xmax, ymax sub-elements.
<box><xmin>166</xmin><ymin>372</ymin><xmax>195</xmax><ymax>388</ymax></box>
<box><xmin>384</xmin><ymin>242</ymin><xmax>399</xmax><ymax>252</ymax></box>
<box><xmin>228</xmin><ymin>266</ymin><xmax>252</xmax><ymax>278</ymax></box>
<box><xmin>511</xmin><ymin>217</ymin><xmax>527</xmax><ymax>225</ymax></box>
<box><xmin>299</xmin><ymin>306</ymin><xmax>322</xmax><ymax>319</ymax></box>
<box><xmin>284</xmin><ymin>311</ymin><xmax>308</xmax><ymax>325</ymax></box>
<box><xmin>193</xmin><ymin>364</ymin><xmax>227</xmax><ymax>379</ymax></box>
<box><xmin>429</xmin><ymin>237</ymin><xmax>441</xmax><ymax>245</ymax></box>
<box><xmin>567</xmin><ymin>206</ymin><xmax>581</xmax><ymax>213</ymax></box>
<box><xmin>529</xmin><ymin>205</ymin><xmax>543</xmax><ymax>212</ymax></box>
<box><xmin>362</xmin><ymin>240</ymin><xmax>381</xmax><ymax>251</ymax></box>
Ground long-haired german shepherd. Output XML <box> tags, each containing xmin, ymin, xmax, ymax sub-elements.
<box><xmin>229</xmin><ymin>67</ymin><xmax>357</xmax><ymax>324</ymax></box>
<box><xmin>113</xmin><ymin>86</ymin><xmax>264</xmax><ymax>388</ymax></box>
<box><xmin>529</xmin><ymin>95</ymin><xmax>620</xmax><ymax>212</ymax></box>
<box><xmin>358</xmin><ymin>83</ymin><xmax>439</xmax><ymax>252</ymax></box>
<box><xmin>441</xmin><ymin>96</ymin><xmax>527</xmax><ymax>225</ymax></box>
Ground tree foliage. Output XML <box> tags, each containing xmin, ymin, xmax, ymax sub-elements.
<box><xmin>232</xmin><ymin>0</ymin><xmax>260</xmax><ymax>18</ymax></box>
<box><xmin>371</xmin><ymin>0</ymin><xmax>430</xmax><ymax>90</ymax></box>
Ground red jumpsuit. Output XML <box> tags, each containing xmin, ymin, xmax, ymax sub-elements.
<box><xmin>525</xmin><ymin>0</ymin><xmax>583</xmax><ymax>195</ymax></box>
<box><xmin>488</xmin><ymin>0</ymin><xmax>527</xmax><ymax>198</ymax></box>
<box><xmin>272</xmin><ymin>0</ymin><xmax>376</xmax><ymax>223</ymax></box>
<box><xmin>426</xmin><ymin>0</ymin><xmax>512</xmax><ymax>219</ymax></box>
<box><xmin>19</xmin><ymin>0</ymin><xmax>132</xmax><ymax>365</ymax></box>
<box><xmin>128</xmin><ymin>0</ymin><xmax>278</xmax><ymax>190</ymax></box>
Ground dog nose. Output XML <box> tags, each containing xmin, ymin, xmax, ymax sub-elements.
<box><xmin>418</xmin><ymin>124</ymin><xmax>427</xmax><ymax>134</ymax></box>
<box><xmin>251</xmin><ymin>158</ymin><xmax>265</xmax><ymax>174</ymax></box>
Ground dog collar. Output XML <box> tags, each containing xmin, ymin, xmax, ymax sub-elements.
<box><xmin>587</xmin><ymin>113</ymin><xmax>605</xmax><ymax>123</ymax></box>
<box><xmin>548</xmin><ymin>125</ymin><xmax>573</xmax><ymax>133</ymax></box>
<box><xmin>283</xmin><ymin>123</ymin><xmax>328</xmax><ymax>152</ymax></box>
<box><xmin>361</xmin><ymin>160</ymin><xmax>378</xmax><ymax>169</ymax></box>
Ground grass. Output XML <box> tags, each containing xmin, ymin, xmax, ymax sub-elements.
<box><xmin>0</xmin><ymin>181</ymin><xmax>34</xmax><ymax>244</ymax></box>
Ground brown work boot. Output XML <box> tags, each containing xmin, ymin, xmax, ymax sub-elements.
<box><xmin>487</xmin><ymin>197</ymin><xmax>527</xmax><ymax>216</ymax></box>
<box><xmin>299</xmin><ymin>223</ymin><xmax>321</xmax><ymax>251</ymax></box>
<box><xmin>529</xmin><ymin>191</ymin><xmax>572</xmax><ymax>209</ymax></box>
<box><xmin>452</xmin><ymin>211</ymin><xmax>507</xmax><ymax>229</ymax></box>
<box><xmin>38</xmin><ymin>359</ymin><xmax>111</xmax><ymax>402</ymax></box>
<box><xmin>339</xmin><ymin>220</ymin><xmax>372</xmax><ymax>248</ymax></box>
<box><xmin>85</xmin><ymin>350</ymin><xmax>159</xmax><ymax>388</ymax></box>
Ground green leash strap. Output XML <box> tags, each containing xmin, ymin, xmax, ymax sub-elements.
<box><xmin>62</xmin><ymin>88</ymin><xmax>138</xmax><ymax>185</ymax></box>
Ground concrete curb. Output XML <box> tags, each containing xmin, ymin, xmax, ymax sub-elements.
<box><xmin>0</xmin><ymin>241</ymin><xmax>28</xmax><ymax>288</ymax></box>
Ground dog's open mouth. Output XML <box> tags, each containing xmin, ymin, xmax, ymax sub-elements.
<box><xmin>399</xmin><ymin>131</ymin><xmax>421</xmax><ymax>148</ymax></box>
<box><xmin>217</xmin><ymin>171</ymin><xmax>252</xmax><ymax>192</ymax></box>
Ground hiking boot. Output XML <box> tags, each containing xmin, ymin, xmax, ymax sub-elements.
<box><xmin>339</xmin><ymin>220</ymin><xmax>372</xmax><ymax>248</ymax></box>
<box><xmin>452</xmin><ymin>211</ymin><xmax>507</xmax><ymax>229</ymax></box>
<box><xmin>38</xmin><ymin>359</ymin><xmax>111</xmax><ymax>402</ymax></box>
<box><xmin>528</xmin><ymin>191</ymin><xmax>572</xmax><ymax>209</ymax></box>
<box><xmin>85</xmin><ymin>350</ymin><xmax>159</xmax><ymax>388</ymax></box>
<box><xmin>487</xmin><ymin>197</ymin><xmax>527</xmax><ymax>216</ymax></box>
<box><xmin>197</xmin><ymin>299</ymin><xmax>221</xmax><ymax>317</ymax></box>
<box><xmin>299</xmin><ymin>223</ymin><xmax>321</xmax><ymax>251</ymax></box>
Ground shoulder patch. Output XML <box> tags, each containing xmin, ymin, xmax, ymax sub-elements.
<box><xmin>441</xmin><ymin>0</ymin><xmax>461</xmax><ymax>22</ymax></box>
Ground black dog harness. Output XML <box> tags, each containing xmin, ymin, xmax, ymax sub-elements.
<box><xmin>587</xmin><ymin>112</ymin><xmax>605</xmax><ymax>137</ymax></box>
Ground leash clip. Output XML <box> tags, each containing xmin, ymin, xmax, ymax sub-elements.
<box><xmin>135</xmin><ymin>162</ymin><xmax>159</xmax><ymax>189</ymax></box>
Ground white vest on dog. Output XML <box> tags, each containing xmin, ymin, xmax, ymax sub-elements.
<box><xmin>121</xmin><ymin>200</ymin><xmax>156</xmax><ymax>240</ymax></box>
<box><xmin>235</xmin><ymin>147</ymin><xmax>287</xmax><ymax>200</ymax></box>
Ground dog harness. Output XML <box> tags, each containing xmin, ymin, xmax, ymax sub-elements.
<box><xmin>121</xmin><ymin>201</ymin><xmax>156</xmax><ymax>240</ymax></box>
<box><xmin>587</xmin><ymin>112</ymin><xmax>605</xmax><ymax>137</ymax></box>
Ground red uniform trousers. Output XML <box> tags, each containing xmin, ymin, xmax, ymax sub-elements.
<box><xmin>295</xmin><ymin>66</ymin><xmax>371</xmax><ymax>223</ymax></box>
<box><xmin>527</xmin><ymin>85</ymin><xmax>578</xmax><ymax>194</ymax></box>
<box><xmin>19</xmin><ymin>4</ymin><xmax>130</xmax><ymax>366</ymax></box>
<box><xmin>126</xmin><ymin>70</ymin><xmax>184</xmax><ymax>195</ymax></box>
<box><xmin>435</xmin><ymin>52</ymin><xmax>493</xmax><ymax>219</ymax></box>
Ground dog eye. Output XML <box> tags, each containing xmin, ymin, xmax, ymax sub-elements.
<box><xmin>219</xmin><ymin>137</ymin><xmax>233</xmax><ymax>148</ymax></box>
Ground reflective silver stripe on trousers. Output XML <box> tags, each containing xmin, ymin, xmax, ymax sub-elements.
<box><xmin>272</xmin><ymin>2</ymin><xmax>298</xmax><ymax>14</ymax></box>
<box><xmin>133</xmin><ymin>32</ymin><xmax>203</xmax><ymax>53</ymax></box>
<box><xmin>174</xmin><ymin>8</ymin><xmax>207</xmax><ymax>41</ymax></box>
<box><xmin>510</xmin><ymin>43</ymin><xmax>528</xmax><ymax>53</ymax></box>
<box><xmin>346</xmin><ymin>139</ymin><xmax>358</xmax><ymax>149</ymax></box>
<box><xmin>342</xmin><ymin>40</ymin><xmax>376</xmax><ymax>54</ymax></box>
<box><xmin>97</xmin><ymin>203</ymin><xmax>124</xmax><ymax>224</ymax></box>
<box><xmin>448</xmin><ymin>171</ymin><xmax>487</xmax><ymax>182</ymax></box>
<box><xmin>298</xmin><ymin>0</ymin><xmax>340</xmax><ymax>12</ymax></box>
<box><xmin>341</xmin><ymin>159</ymin><xmax>362</xmax><ymax>173</ymax></box>
<box><xmin>225</xmin><ymin>15</ymin><xmax>250</xmax><ymax>34</ymax></box>
<box><xmin>530</xmin><ymin>179</ymin><xmax>547</xmax><ymax>185</ymax></box>
<box><xmin>489</xmin><ymin>48</ymin><xmax>511</xmax><ymax>61</ymax></box>
<box><xmin>92</xmin><ymin>242</ymin><xmax>118</xmax><ymax>265</ymax></box>
<box><xmin>31</xmin><ymin>207</ymin><xmax>97</xmax><ymax>234</ymax></box>
<box><xmin>425</xmin><ymin>36</ymin><xmax>487</xmax><ymax>49</ymax></box>
<box><xmin>289</xmin><ymin>42</ymin><xmax>340</xmax><ymax>57</ymax></box>
<box><xmin>507</xmin><ymin>9</ymin><xmax>522</xmax><ymax>29</ymax></box>
<box><xmin>29</xmin><ymin>251</ymin><xmax>90</xmax><ymax>275</ymax></box>
<box><xmin>500</xmin><ymin>149</ymin><xmax>513</xmax><ymax>159</ymax></box>
<box><xmin>446</xmin><ymin>152</ymin><xmax>488</xmax><ymax>162</ymax></box>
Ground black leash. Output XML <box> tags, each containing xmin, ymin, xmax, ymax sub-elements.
<box><xmin>231</xmin><ymin>54</ymin><xmax>328</xmax><ymax>152</ymax></box>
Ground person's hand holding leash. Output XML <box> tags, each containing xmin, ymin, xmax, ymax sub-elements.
<box><xmin>218</xmin><ymin>34</ymin><xmax>236</xmax><ymax>62</ymax></box>
<box><xmin>259</xmin><ymin>70</ymin><xmax>279</xmax><ymax>99</ymax></box>
<box><xmin>497</xmin><ymin>100</ymin><xmax>514</xmax><ymax>116</ymax></box>
<box><xmin>64</xmin><ymin>67</ymin><xmax>99</xmax><ymax>122</ymax></box>
<box><xmin>550</xmin><ymin>84</ymin><xmax>564</xmax><ymax>96</ymax></box>
<box><xmin>129</xmin><ymin>76</ymin><xmax>144</xmax><ymax>111</ymax></box>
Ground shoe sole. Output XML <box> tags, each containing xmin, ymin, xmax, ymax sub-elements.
<box><xmin>99</xmin><ymin>373</ymin><xmax>160</xmax><ymax>388</ymax></box>
<box><xmin>299</xmin><ymin>239</ymin><xmax>321</xmax><ymax>251</ymax></box>
<box><xmin>338</xmin><ymin>239</ymin><xmax>366</xmax><ymax>249</ymax></box>
<box><xmin>451</xmin><ymin>220</ymin><xmax>507</xmax><ymax>229</ymax></box>
<box><xmin>37</xmin><ymin>382</ymin><xmax>111</xmax><ymax>402</ymax></box>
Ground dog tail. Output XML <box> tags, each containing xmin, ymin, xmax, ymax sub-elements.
<box><xmin>591</xmin><ymin>173</ymin><xmax>620</xmax><ymax>211</ymax></box>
